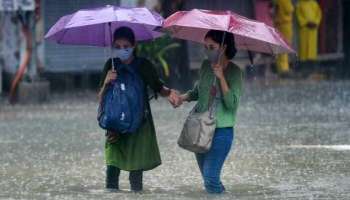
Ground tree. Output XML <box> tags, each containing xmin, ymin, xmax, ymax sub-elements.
<box><xmin>159</xmin><ymin>0</ymin><xmax>192</xmax><ymax>91</ymax></box>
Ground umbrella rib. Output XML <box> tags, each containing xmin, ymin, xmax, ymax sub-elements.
<box><xmin>141</xmin><ymin>23</ymin><xmax>154</xmax><ymax>41</ymax></box>
<box><xmin>240</xmin><ymin>35</ymin><xmax>281</xmax><ymax>54</ymax></box>
<box><xmin>242</xmin><ymin>35</ymin><xmax>249</xmax><ymax>53</ymax></box>
<box><xmin>268</xmin><ymin>43</ymin><xmax>275</xmax><ymax>55</ymax></box>
<box><xmin>57</xmin><ymin>28</ymin><xmax>70</xmax><ymax>44</ymax></box>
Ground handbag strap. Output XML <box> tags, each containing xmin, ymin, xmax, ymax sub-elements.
<box><xmin>208</xmin><ymin>77</ymin><xmax>219</xmax><ymax>119</ymax></box>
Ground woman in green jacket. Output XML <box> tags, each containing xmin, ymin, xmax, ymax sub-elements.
<box><xmin>99</xmin><ymin>27</ymin><xmax>178</xmax><ymax>192</ymax></box>
<box><xmin>172</xmin><ymin>30</ymin><xmax>243</xmax><ymax>193</ymax></box>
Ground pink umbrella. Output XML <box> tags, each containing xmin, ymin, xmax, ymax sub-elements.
<box><xmin>163</xmin><ymin>9</ymin><xmax>295</xmax><ymax>54</ymax></box>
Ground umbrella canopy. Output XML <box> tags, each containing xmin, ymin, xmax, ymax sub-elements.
<box><xmin>163</xmin><ymin>9</ymin><xmax>295</xmax><ymax>54</ymax></box>
<box><xmin>45</xmin><ymin>5</ymin><xmax>164</xmax><ymax>46</ymax></box>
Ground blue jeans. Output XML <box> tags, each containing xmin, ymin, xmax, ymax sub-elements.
<box><xmin>195</xmin><ymin>127</ymin><xmax>234</xmax><ymax>193</ymax></box>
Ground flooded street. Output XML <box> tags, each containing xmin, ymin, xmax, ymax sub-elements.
<box><xmin>1</xmin><ymin>80</ymin><xmax>350</xmax><ymax>200</ymax></box>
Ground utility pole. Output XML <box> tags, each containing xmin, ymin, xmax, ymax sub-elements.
<box><xmin>27</xmin><ymin>11</ymin><xmax>37</xmax><ymax>81</ymax></box>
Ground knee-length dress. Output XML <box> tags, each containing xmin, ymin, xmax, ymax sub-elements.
<box><xmin>100</xmin><ymin>57</ymin><xmax>163</xmax><ymax>171</ymax></box>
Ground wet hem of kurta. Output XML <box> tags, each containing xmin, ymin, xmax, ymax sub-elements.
<box><xmin>105</xmin><ymin>161</ymin><xmax>161</xmax><ymax>172</ymax></box>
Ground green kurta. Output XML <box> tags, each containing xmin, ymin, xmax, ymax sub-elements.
<box><xmin>100</xmin><ymin>57</ymin><xmax>163</xmax><ymax>171</ymax></box>
<box><xmin>186</xmin><ymin>60</ymin><xmax>243</xmax><ymax>128</ymax></box>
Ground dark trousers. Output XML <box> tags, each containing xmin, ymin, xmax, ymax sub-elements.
<box><xmin>106</xmin><ymin>165</ymin><xmax>143</xmax><ymax>191</ymax></box>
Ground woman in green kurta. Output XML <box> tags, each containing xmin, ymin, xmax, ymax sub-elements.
<box><xmin>170</xmin><ymin>30</ymin><xmax>243</xmax><ymax>193</ymax></box>
<box><xmin>99</xmin><ymin>27</ymin><xmax>178</xmax><ymax>191</ymax></box>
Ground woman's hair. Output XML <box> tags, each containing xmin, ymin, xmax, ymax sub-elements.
<box><xmin>113</xmin><ymin>26</ymin><xmax>136</xmax><ymax>45</ymax></box>
<box><xmin>205</xmin><ymin>30</ymin><xmax>237</xmax><ymax>59</ymax></box>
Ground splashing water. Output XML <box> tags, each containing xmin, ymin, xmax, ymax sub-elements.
<box><xmin>0</xmin><ymin>80</ymin><xmax>350</xmax><ymax>199</ymax></box>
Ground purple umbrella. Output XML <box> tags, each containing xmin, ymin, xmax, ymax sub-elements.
<box><xmin>45</xmin><ymin>5</ymin><xmax>164</xmax><ymax>46</ymax></box>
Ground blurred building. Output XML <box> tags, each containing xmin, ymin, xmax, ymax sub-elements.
<box><xmin>317</xmin><ymin>0</ymin><xmax>344</xmax><ymax>77</ymax></box>
<box><xmin>0</xmin><ymin>0</ymin><xmax>349</xmax><ymax>95</ymax></box>
<box><xmin>186</xmin><ymin>0</ymin><xmax>346</xmax><ymax>78</ymax></box>
<box><xmin>0</xmin><ymin>0</ymin><xmax>120</xmax><ymax>92</ymax></box>
<box><xmin>318</xmin><ymin>0</ymin><xmax>343</xmax><ymax>59</ymax></box>
<box><xmin>290</xmin><ymin>0</ymin><xmax>345</xmax><ymax>77</ymax></box>
<box><xmin>344</xmin><ymin>0</ymin><xmax>350</xmax><ymax>77</ymax></box>
<box><xmin>42</xmin><ymin>0</ymin><xmax>120</xmax><ymax>90</ymax></box>
<box><xmin>43</xmin><ymin>0</ymin><xmax>120</xmax><ymax>72</ymax></box>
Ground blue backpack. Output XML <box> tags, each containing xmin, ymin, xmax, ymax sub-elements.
<box><xmin>98</xmin><ymin>58</ymin><xmax>146</xmax><ymax>134</ymax></box>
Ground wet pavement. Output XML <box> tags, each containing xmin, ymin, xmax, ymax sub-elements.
<box><xmin>0</xmin><ymin>80</ymin><xmax>350</xmax><ymax>200</ymax></box>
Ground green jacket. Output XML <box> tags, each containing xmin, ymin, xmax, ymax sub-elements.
<box><xmin>186</xmin><ymin>60</ymin><xmax>243</xmax><ymax>128</ymax></box>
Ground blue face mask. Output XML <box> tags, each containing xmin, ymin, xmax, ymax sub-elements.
<box><xmin>113</xmin><ymin>47</ymin><xmax>134</xmax><ymax>61</ymax></box>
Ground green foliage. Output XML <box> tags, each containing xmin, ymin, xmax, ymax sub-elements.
<box><xmin>137</xmin><ymin>35</ymin><xmax>180</xmax><ymax>77</ymax></box>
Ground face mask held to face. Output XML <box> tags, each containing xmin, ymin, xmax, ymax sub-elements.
<box><xmin>205</xmin><ymin>48</ymin><xmax>223</xmax><ymax>64</ymax></box>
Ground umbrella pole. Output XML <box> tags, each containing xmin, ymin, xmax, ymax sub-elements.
<box><xmin>108</xmin><ymin>22</ymin><xmax>115</xmax><ymax>71</ymax></box>
<box><xmin>213</xmin><ymin>31</ymin><xmax>227</xmax><ymax>85</ymax></box>
<box><xmin>209</xmin><ymin>31</ymin><xmax>227</xmax><ymax>118</ymax></box>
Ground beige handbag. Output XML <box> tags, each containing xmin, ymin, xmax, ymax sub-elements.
<box><xmin>178</xmin><ymin>80</ymin><xmax>218</xmax><ymax>153</ymax></box>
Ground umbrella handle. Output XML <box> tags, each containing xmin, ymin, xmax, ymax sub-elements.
<box><xmin>108</xmin><ymin>22</ymin><xmax>115</xmax><ymax>71</ymax></box>
<box><xmin>248</xmin><ymin>50</ymin><xmax>254</xmax><ymax>66</ymax></box>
